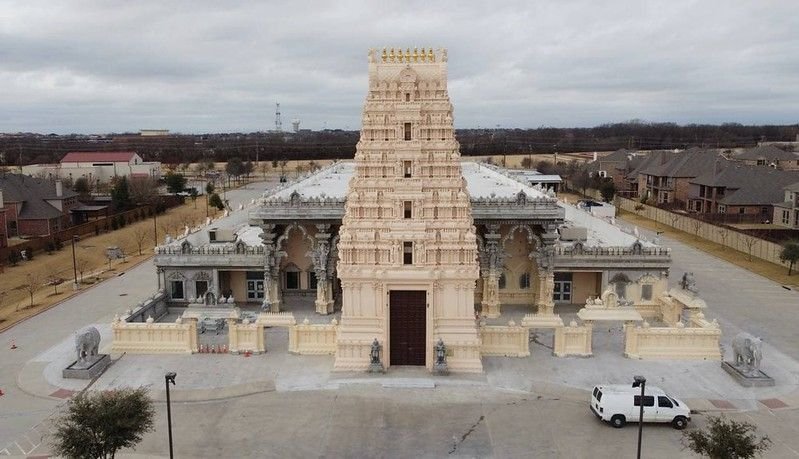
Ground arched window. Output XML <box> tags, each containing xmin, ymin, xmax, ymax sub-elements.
<box><xmin>610</xmin><ymin>273</ymin><xmax>631</xmax><ymax>299</ymax></box>
<box><xmin>519</xmin><ymin>272</ymin><xmax>531</xmax><ymax>289</ymax></box>
<box><xmin>498</xmin><ymin>273</ymin><xmax>507</xmax><ymax>289</ymax></box>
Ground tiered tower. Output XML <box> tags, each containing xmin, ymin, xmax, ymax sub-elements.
<box><xmin>334</xmin><ymin>47</ymin><xmax>482</xmax><ymax>372</ymax></box>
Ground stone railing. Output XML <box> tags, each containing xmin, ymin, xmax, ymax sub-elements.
<box><xmin>553</xmin><ymin>246</ymin><xmax>671</xmax><ymax>257</ymax></box>
<box><xmin>124</xmin><ymin>290</ymin><xmax>169</xmax><ymax>323</ymax></box>
<box><xmin>480</xmin><ymin>323</ymin><xmax>530</xmax><ymax>357</ymax></box>
<box><xmin>553</xmin><ymin>321</ymin><xmax>593</xmax><ymax>357</ymax></box>
<box><xmin>288</xmin><ymin>320</ymin><xmax>338</xmax><ymax>355</ymax></box>
<box><xmin>624</xmin><ymin>321</ymin><xmax>721</xmax><ymax>360</ymax></box>
<box><xmin>155</xmin><ymin>245</ymin><xmax>265</xmax><ymax>256</ymax></box>
<box><xmin>333</xmin><ymin>338</ymin><xmax>375</xmax><ymax>371</ymax></box>
<box><xmin>443</xmin><ymin>340</ymin><xmax>484</xmax><ymax>373</ymax></box>
<box><xmin>228</xmin><ymin>321</ymin><xmax>265</xmax><ymax>354</ymax></box>
<box><xmin>111</xmin><ymin>317</ymin><xmax>197</xmax><ymax>354</ymax></box>
<box><xmin>257</xmin><ymin>311</ymin><xmax>297</xmax><ymax>327</ymax></box>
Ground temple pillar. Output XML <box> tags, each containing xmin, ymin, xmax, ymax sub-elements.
<box><xmin>259</xmin><ymin>224</ymin><xmax>281</xmax><ymax>312</ymax></box>
<box><xmin>481</xmin><ymin>225</ymin><xmax>502</xmax><ymax>318</ymax></box>
<box><xmin>535</xmin><ymin>270</ymin><xmax>555</xmax><ymax>315</ymax></box>
<box><xmin>313</xmin><ymin>224</ymin><xmax>334</xmax><ymax>315</ymax></box>
<box><xmin>156</xmin><ymin>267</ymin><xmax>163</xmax><ymax>290</ymax></box>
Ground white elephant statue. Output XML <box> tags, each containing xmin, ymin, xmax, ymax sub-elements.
<box><xmin>732</xmin><ymin>332</ymin><xmax>762</xmax><ymax>375</ymax></box>
<box><xmin>75</xmin><ymin>326</ymin><xmax>101</xmax><ymax>362</ymax></box>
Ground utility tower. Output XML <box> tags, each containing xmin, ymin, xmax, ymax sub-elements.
<box><xmin>274</xmin><ymin>102</ymin><xmax>282</xmax><ymax>132</ymax></box>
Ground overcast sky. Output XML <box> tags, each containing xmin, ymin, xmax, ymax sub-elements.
<box><xmin>1</xmin><ymin>1</ymin><xmax>797</xmax><ymax>134</ymax></box>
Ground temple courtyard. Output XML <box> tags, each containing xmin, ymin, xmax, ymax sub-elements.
<box><xmin>2</xmin><ymin>199</ymin><xmax>799</xmax><ymax>456</ymax></box>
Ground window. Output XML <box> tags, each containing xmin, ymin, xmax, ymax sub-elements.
<box><xmin>246</xmin><ymin>271</ymin><xmax>264</xmax><ymax>299</ymax></box>
<box><xmin>757</xmin><ymin>159</ymin><xmax>766</xmax><ymax>166</ymax></box>
<box><xmin>403</xmin><ymin>161</ymin><xmax>412</xmax><ymax>178</ymax></box>
<box><xmin>738</xmin><ymin>207</ymin><xmax>745</xmax><ymax>214</ymax></box>
<box><xmin>658</xmin><ymin>396</ymin><xmax>673</xmax><ymax>408</ymax></box>
<box><xmin>170</xmin><ymin>280</ymin><xmax>184</xmax><ymax>299</ymax></box>
<box><xmin>783</xmin><ymin>210</ymin><xmax>790</xmax><ymax>225</ymax></box>
<box><xmin>285</xmin><ymin>271</ymin><xmax>300</xmax><ymax>289</ymax></box>
<box><xmin>760</xmin><ymin>206</ymin><xmax>769</xmax><ymax>215</ymax></box>
<box><xmin>670</xmin><ymin>397</ymin><xmax>680</xmax><ymax>407</ymax></box>
<box><xmin>615</xmin><ymin>282</ymin><xmax>626</xmax><ymax>299</ymax></box>
<box><xmin>309</xmin><ymin>271</ymin><xmax>318</xmax><ymax>290</ymax></box>
<box><xmin>633</xmin><ymin>395</ymin><xmax>655</xmax><ymax>407</ymax></box>
<box><xmin>405</xmin><ymin>93</ymin><xmax>410</xmax><ymax>102</ymax></box>
<box><xmin>553</xmin><ymin>272</ymin><xmax>572</xmax><ymax>302</ymax></box>
<box><xmin>403</xmin><ymin>241</ymin><xmax>413</xmax><ymax>265</ymax></box>
<box><xmin>404</xmin><ymin>201</ymin><xmax>412</xmax><ymax>219</ymax></box>
<box><xmin>519</xmin><ymin>272</ymin><xmax>531</xmax><ymax>289</ymax></box>
<box><xmin>195</xmin><ymin>280</ymin><xmax>208</xmax><ymax>298</ymax></box>
<box><xmin>404</xmin><ymin>123</ymin><xmax>412</xmax><ymax>141</ymax></box>
<box><xmin>719</xmin><ymin>205</ymin><xmax>726</xmax><ymax>214</ymax></box>
<box><xmin>498</xmin><ymin>273</ymin><xmax>506</xmax><ymax>289</ymax></box>
<box><xmin>641</xmin><ymin>284</ymin><xmax>653</xmax><ymax>301</ymax></box>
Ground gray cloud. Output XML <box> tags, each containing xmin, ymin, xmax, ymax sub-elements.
<box><xmin>0</xmin><ymin>0</ymin><xmax>797</xmax><ymax>134</ymax></box>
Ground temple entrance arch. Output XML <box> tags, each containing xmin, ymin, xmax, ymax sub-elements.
<box><xmin>389</xmin><ymin>290</ymin><xmax>427</xmax><ymax>366</ymax></box>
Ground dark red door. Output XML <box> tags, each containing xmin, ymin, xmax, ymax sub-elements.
<box><xmin>389</xmin><ymin>290</ymin><xmax>427</xmax><ymax>366</ymax></box>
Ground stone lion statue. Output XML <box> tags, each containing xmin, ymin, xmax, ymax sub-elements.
<box><xmin>732</xmin><ymin>332</ymin><xmax>763</xmax><ymax>375</ymax></box>
<box><xmin>75</xmin><ymin>326</ymin><xmax>101</xmax><ymax>362</ymax></box>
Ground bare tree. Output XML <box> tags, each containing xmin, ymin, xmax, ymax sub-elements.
<box><xmin>259</xmin><ymin>162</ymin><xmax>270</xmax><ymax>178</ymax></box>
<box><xmin>76</xmin><ymin>257</ymin><xmax>90</xmax><ymax>283</ymax></box>
<box><xmin>743</xmin><ymin>235</ymin><xmax>758</xmax><ymax>262</ymax></box>
<box><xmin>690</xmin><ymin>219</ymin><xmax>703</xmax><ymax>239</ymax></box>
<box><xmin>45</xmin><ymin>265</ymin><xmax>63</xmax><ymax>295</ymax></box>
<box><xmin>115</xmin><ymin>240</ymin><xmax>128</xmax><ymax>263</ymax></box>
<box><xmin>669</xmin><ymin>213</ymin><xmax>680</xmax><ymax>229</ymax></box>
<box><xmin>159</xmin><ymin>218</ymin><xmax>178</xmax><ymax>241</ymax></box>
<box><xmin>132</xmin><ymin>225</ymin><xmax>150</xmax><ymax>255</ymax></box>
<box><xmin>718</xmin><ymin>228</ymin><xmax>730</xmax><ymax>250</ymax></box>
<box><xmin>23</xmin><ymin>273</ymin><xmax>41</xmax><ymax>309</ymax></box>
<box><xmin>128</xmin><ymin>177</ymin><xmax>158</xmax><ymax>206</ymax></box>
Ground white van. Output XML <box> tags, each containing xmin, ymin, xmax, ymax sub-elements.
<box><xmin>590</xmin><ymin>384</ymin><xmax>691</xmax><ymax>430</ymax></box>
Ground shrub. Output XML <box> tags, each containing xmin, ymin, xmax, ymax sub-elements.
<box><xmin>8</xmin><ymin>250</ymin><xmax>20</xmax><ymax>266</ymax></box>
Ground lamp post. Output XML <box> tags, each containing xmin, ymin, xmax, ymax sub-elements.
<box><xmin>165</xmin><ymin>372</ymin><xmax>177</xmax><ymax>459</ymax></box>
<box><xmin>71</xmin><ymin>236</ymin><xmax>79</xmax><ymax>290</ymax></box>
<box><xmin>632</xmin><ymin>375</ymin><xmax>646</xmax><ymax>459</ymax></box>
<box><xmin>152</xmin><ymin>198</ymin><xmax>159</xmax><ymax>246</ymax></box>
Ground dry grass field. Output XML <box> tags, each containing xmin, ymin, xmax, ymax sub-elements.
<box><xmin>0</xmin><ymin>200</ymin><xmax>218</xmax><ymax>332</ymax></box>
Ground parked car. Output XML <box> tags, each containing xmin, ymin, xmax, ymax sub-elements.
<box><xmin>590</xmin><ymin>384</ymin><xmax>690</xmax><ymax>430</ymax></box>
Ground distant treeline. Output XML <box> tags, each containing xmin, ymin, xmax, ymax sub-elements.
<box><xmin>2</xmin><ymin>122</ymin><xmax>797</xmax><ymax>166</ymax></box>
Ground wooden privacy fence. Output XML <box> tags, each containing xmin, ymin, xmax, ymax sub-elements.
<box><xmin>616</xmin><ymin>197</ymin><xmax>790</xmax><ymax>268</ymax></box>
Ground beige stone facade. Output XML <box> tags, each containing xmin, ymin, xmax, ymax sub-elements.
<box><xmin>334</xmin><ymin>47</ymin><xmax>482</xmax><ymax>372</ymax></box>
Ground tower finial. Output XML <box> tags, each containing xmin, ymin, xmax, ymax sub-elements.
<box><xmin>381</xmin><ymin>47</ymin><xmax>387</xmax><ymax>63</ymax></box>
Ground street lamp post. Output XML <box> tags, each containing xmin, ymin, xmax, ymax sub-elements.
<box><xmin>165</xmin><ymin>372</ymin><xmax>177</xmax><ymax>459</ymax></box>
<box><xmin>71</xmin><ymin>236</ymin><xmax>79</xmax><ymax>290</ymax></box>
<box><xmin>152</xmin><ymin>199</ymin><xmax>158</xmax><ymax>246</ymax></box>
<box><xmin>632</xmin><ymin>375</ymin><xmax>646</xmax><ymax>459</ymax></box>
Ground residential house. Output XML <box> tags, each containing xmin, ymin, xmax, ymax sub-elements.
<box><xmin>687</xmin><ymin>164</ymin><xmax>799</xmax><ymax>221</ymax></box>
<box><xmin>0</xmin><ymin>174</ymin><xmax>80</xmax><ymax>238</ymax></box>
<box><xmin>21</xmin><ymin>151</ymin><xmax>161</xmax><ymax>185</ymax></box>
<box><xmin>774</xmin><ymin>182</ymin><xmax>799</xmax><ymax>229</ymax></box>
<box><xmin>585</xmin><ymin>149</ymin><xmax>639</xmax><ymax>193</ymax></box>
<box><xmin>637</xmin><ymin>148</ymin><xmax>722</xmax><ymax>205</ymax></box>
<box><xmin>732</xmin><ymin>145</ymin><xmax>799</xmax><ymax>171</ymax></box>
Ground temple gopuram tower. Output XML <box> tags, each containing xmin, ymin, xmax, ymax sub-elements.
<box><xmin>334</xmin><ymin>47</ymin><xmax>482</xmax><ymax>373</ymax></box>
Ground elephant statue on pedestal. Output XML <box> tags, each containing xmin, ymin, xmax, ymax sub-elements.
<box><xmin>75</xmin><ymin>326</ymin><xmax>101</xmax><ymax>362</ymax></box>
<box><xmin>732</xmin><ymin>332</ymin><xmax>762</xmax><ymax>376</ymax></box>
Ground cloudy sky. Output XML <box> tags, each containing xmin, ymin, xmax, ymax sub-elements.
<box><xmin>1</xmin><ymin>1</ymin><xmax>797</xmax><ymax>134</ymax></box>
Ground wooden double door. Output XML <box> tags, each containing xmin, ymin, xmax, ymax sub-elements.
<box><xmin>389</xmin><ymin>290</ymin><xmax>427</xmax><ymax>366</ymax></box>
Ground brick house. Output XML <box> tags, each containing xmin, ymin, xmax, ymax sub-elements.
<box><xmin>687</xmin><ymin>164</ymin><xmax>799</xmax><ymax>221</ymax></box>
<box><xmin>774</xmin><ymin>182</ymin><xmax>799</xmax><ymax>229</ymax></box>
<box><xmin>732</xmin><ymin>145</ymin><xmax>799</xmax><ymax>171</ymax></box>
<box><xmin>0</xmin><ymin>174</ymin><xmax>80</xmax><ymax>238</ymax></box>
<box><xmin>637</xmin><ymin>148</ymin><xmax>722</xmax><ymax>206</ymax></box>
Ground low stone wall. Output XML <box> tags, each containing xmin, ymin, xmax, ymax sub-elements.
<box><xmin>333</xmin><ymin>338</ymin><xmax>374</xmax><ymax>371</ymax></box>
<box><xmin>553</xmin><ymin>322</ymin><xmax>593</xmax><ymax>357</ymax></box>
<box><xmin>624</xmin><ymin>321</ymin><xmax>721</xmax><ymax>360</ymax></box>
<box><xmin>288</xmin><ymin>321</ymin><xmax>338</xmax><ymax>355</ymax></box>
<box><xmin>228</xmin><ymin>321</ymin><xmax>265</xmax><ymax>354</ymax></box>
<box><xmin>445</xmin><ymin>341</ymin><xmax>484</xmax><ymax>373</ymax></box>
<box><xmin>111</xmin><ymin>317</ymin><xmax>197</xmax><ymax>354</ymax></box>
<box><xmin>257</xmin><ymin>311</ymin><xmax>297</xmax><ymax>327</ymax></box>
<box><xmin>480</xmin><ymin>324</ymin><xmax>530</xmax><ymax>357</ymax></box>
<box><xmin>125</xmin><ymin>290</ymin><xmax>169</xmax><ymax>323</ymax></box>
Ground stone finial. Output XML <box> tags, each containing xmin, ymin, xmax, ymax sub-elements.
<box><xmin>507</xmin><ymin>320</ymin><xmax>516</xmax><ymax>327</ymax></box>
<box><xmin>146</xmin><ymin>315</ymin><xmax>154</xmax><ymax>324</ymax></box>
<box><xmin>569</xmin><ymin>320</ymin><xmax>578</xmax><ymax>327</ymax></box>
<box><xmin>303</xmin><ymin>317</ymin><xmax>310</xmax><ymax>325</ymax></box>
<box><xmin>242</xmin><ymin>318</ymin><xmax>250</xmax><ymax>325</ymax></box>
<box><xmin>642</xmin><ymin>320</ymin><xmax>650</xmax><ymax>328</ymax></box>
<box><xmin>676</xmin><ymin>322</ymin><xmax>685</xmax><ymax>328</ymax></box>
<box><xmin>113</xmin><ymin>314</ymin><xmax>120</xmax><ymax>323</ymax></box>
<box><xmin>331</xmin><ymin>318</ymin><xmax>338</xmax><ymax>325</ymax></box>
<box><xmin>175</xmin><ymin>317</ymin><xmax>183</xmax><ymax>324</ymax></box>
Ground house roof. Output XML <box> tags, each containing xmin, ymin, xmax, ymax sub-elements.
<box><xmin>626</xmin><ymin>150</ymin><xmax>678</xmax><ymax>180</ymax></box>
<box><xmin>0</xmin><ymin>174</ymin><xmax>78</xmax><ymax>220</ymax></box>
<box><xmin>639</xmin><ymin>148</ymin><xmax>723</xmax><ymax>178</ymax></box>
<box><xmin>61</xmin><ymin>151</ymin><xmax>138</xmax><ymax>163</ymax></box>
<box><xmin>692</xmin><ymin>166</ymin><xmax>799</xmax><ymax>206</ymax></box>
<box><xmin>585</xmin><ymin>149</ymin><xmax>636</xmax><ymax>173</ymax></box>
<box><xmin>735</xmin><ymin>145</ymin><xmax>799</xmax><ymax>162</ymax></box>
<box><xmin>785</xmin><ymin>181</ymin><xmax>799</xmax><ymax>192</ymax></box>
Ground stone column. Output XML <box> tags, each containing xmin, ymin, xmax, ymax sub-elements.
<box><xmin>535</xmin><ymin>270</ymin><xmax>555</xmax><ymax>315</ymax></box>
<box><xmin>212</xmin><ymin>268</ymin><xmax>219</xmax><ymax>299</ymax></box>
<box><xmin>313</xmin><ymin>224</ymin><xmax>334</xmax><ymax>315</ymax></box>
<box><xmin>156</xmin><ymin>267</ymin><xmax>163</xmax><ymax>290</ymax></box>
<box><xmin>481</xmin><ymin>225</ymin><xmax>502</xmax><ymax>318</ymax></box>
<box><xmin>259</xmin><ymin>224</ymin><xmax>281</xmax><ymax>312</ymax></box>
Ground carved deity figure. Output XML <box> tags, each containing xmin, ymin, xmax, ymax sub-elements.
<box><xmin>370</xmin><ymin>339</ymin><xmax>382</xmax><ymax>364</ymax></box>
<box><xmin>435</xmin><ymin>339</ymin><xmax>447</xmax><ymax>365</ymax></box>
<box><xmin>679</xmin><ymin>272</ymin><xmax>698</xmax><ymax>294</ymax></box>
